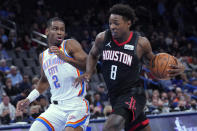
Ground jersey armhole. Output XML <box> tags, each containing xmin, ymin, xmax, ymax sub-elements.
<box><xmin>62</xmin><ymin>40</ymin><xmax>73</xmax><ymax>58</ymax></box>
<box><xmin>104</xmin><ymin>29</ymin><xmax>111</xmax><ymax>44</ymax></box>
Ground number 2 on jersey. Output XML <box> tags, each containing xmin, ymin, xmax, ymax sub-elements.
<box><xmin>110</xmin><ymin>65</ymin><xmax>117</xmax><ymax>80</ymax></box>
<box><xmin>52</xmin><ymin>75</ymin><xmax>60</xmax><ymax>88</ymax></box>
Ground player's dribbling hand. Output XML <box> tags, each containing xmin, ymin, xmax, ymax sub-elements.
<box><xmin>73</xmin><ymin>73</ymin><xmax>90</xmax><ymax>88</ymax></box>
<box><xmin>17</xmin><ymin>98</ymin><xmax>30</xmax><ymax>111</ymax></box>
<box><xmin>167</xmin><ymin>57</ymin><xmax>185</xmax><ymax>77</ymax></box>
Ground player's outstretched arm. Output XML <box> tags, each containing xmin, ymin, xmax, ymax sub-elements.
<box><xmin>17</xmin><ymin>53</ymin><xmax>49</xmax><ymax>111</ymax></box>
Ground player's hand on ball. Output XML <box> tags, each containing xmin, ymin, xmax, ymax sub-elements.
<box><xmin>167</xmin><ymin>57</ymin><xmax>185</xmax><ymax>77</ymax></box>
<box><xmin>17</xmin><ymin>98</ymin><xmax>30</xmax><ymax>111</ymax></box>
<box><xmin>73</xmin><ymin>73</ymin><xmax>90</xmax><ymax>88</ymax></box>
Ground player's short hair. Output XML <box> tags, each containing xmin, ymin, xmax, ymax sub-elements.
<box><xmin>109</xmin><ymin>4</ymin><xmax>136</xmax><ymax>24</ymax></box>
<box><xmin>47</xmin><ymin>17</ymin><xmax>64</xmax><ymax>28</ymax></box>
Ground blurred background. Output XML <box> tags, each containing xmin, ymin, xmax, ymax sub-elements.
<box><xmin>0</xmin><ymin>0</ymin><xmax>197</xmax><ymax>130</ymax></box>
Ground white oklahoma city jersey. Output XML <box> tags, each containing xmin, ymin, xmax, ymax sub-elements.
<box><xmin>41</xmin><ymin>39</ymin><xmax>86</xmax><ymax>101</ymax></box>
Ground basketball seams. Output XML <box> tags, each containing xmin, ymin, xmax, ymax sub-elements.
<box><xmin>161</xmin><ymin>55</ymin><xmax>170</xmax><ymax>79</ymax></box>
<box><xmin>156</xmin><ymin>55</ymin><xmax>161</xmax><ymax>79</ymax></box>
<box><xmin>150</xmin><ymin>53</ymin><xmax>177</xmax><ymax>80</ymax></box>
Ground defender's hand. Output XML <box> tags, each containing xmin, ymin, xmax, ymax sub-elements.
<box><xmin>17</xmin><ymin>99</ymin><xmax>30</xmax><ymax>111</ymax></box>
<box><xmin>73</xmin><ymin>73</ymin><xmax>91</xmax><ymax>88</ymax></box>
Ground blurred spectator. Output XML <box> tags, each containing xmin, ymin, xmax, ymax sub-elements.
<box><xmin>190</xmin><ymin>99</ymin><xmax>197</xmax><ymax>111</ymax></box>
<box><xmin>173</xmin><ymin>2</ymin><xmax>184</xmax><ymax>32</ymax></box>
<box><xmin>22</xmin><ymin>35</ymin><xmax>32</xmax><ymax>50</ymax></box>
<box><xmin>161</xmin><ymin>92</ymin><xmax>170</xmax><ymax>113</ymax></box>
<box><xmin>3</xmin><ymin>78</ymin><xmax>19</xmax><ymax>100</ymax></box>
<box><xmin>31</xmin><ymin>84</ymin><xmax>37</xmax><ymax>90</ymax></box>
<box><xmin>13</xmin><ymin>107</ymin><xmax>31</xmax><ymax>123</ymax></box>
<box><xmin>0</xmin><ymin>59</ymin><xmax>10</xmax><ymax>75</ymax></box>
<box><xmin>191</xmin><ymin>79</ymin><xmax>197</xmax><ymax>86</ymax></box>
<box><xmin>89</xmin><ymin>104</ymin><xmax>94</xmax><ymax>115</ymax></box>
<box><xmin>32</xmin><ymin>76</ymin><xmax>39</xmax><ymax>85</ymax></box>
<box><xmin>165</xmin><ymin>32</ymin><xmax>173</xmax><ymax>47</ymax></box>
<box><xmin>91</xmin><ymin>106</ymin><xmax>104</xmax><ymax>119</ymax></box>
<box><xmin>148</xmin><ymin>90</ymin><xmax>163</xmax><ymax>113</ymax></box>
<box><xmin>0</xmin><ymin>86</ymin><xmax>6</xmax><ymax>104</ymax></box>
<box><xmin>5</xmin><ymin>30</ymin><xmax>17</xmax><ymax>50</ymax></box>
<box><xmin>189</xmin><ymin>57</ymin><xmax>197</xmax><ymax>70</ymax></box>
<box><xmin>14</xmin><ymin>109</ymin><xmax>23</xmax><ymax>122</ymax></box>
<box><xmin>37</xmin><ymin>95</ymin><xmax>48</xmax><ymax>113</ymax></box>
<box><xmin>0</xmin><ymin>70</ymin><xmax>5</xmax><ymax>87</ymax></box>
<box><xmin>22</xmin><ymin>107</ymin><xmax>32</xmax><ymax>123</ymax></box>
<box><xmin>103</xmin><ymin>105</ymin><xmax>112</xmax><ymax>117</ymax></box>
<box><xmin>0</xmin><ymin>28</ymin><xmax>8</xmax><ymax>44</ymax></box>
<box><xmin>7</xmin><ymin>65</ymin><xmax>23</xmax><ymax>87</ymax></box>
<box><xmin>0</xmin><ymin>96</ymin><xmax>15</xmax><ymax>124</ymax></box>
<box><xmin>93</xmin><ymin>92</ymin><xmax>104</xmax><ymax>112</ymax></box>
<box><xmin>96</xmin><ymin>83</ymin><xmax>108</xmax><ymax>101</ymax></box>
<box><xmin>29</xmin><ymin>105</ymin><xmax>41</xmax><ymax>120</ymax></box>
<box><xmin>0</xmin><ymin>41</ymin><xmax>10</xmax><ymax>60</ymax></box>
<box><xmin>171</xmin><ymin>87</ymin><xmax>184</xmax><ymax>109</ymax></box>
<box><xmin>18</xmin><ymin>74</ymin><xmax>31</xmax><ymax>93</ymax></box>
<box><xmin>13</xmin><ymin>89</ymin><xmax>30</xmax><ymax>107</ymax></box>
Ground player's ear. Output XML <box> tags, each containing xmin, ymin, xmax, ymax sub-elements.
<box><xmin>128</xmin><ymin>20</ymin><xmax>131</xmax><ymax>28</ymax></box>
<box><xmin>45</xmin><ymin>28</ymin><xmax>49</xmax><ymax>36</ymax></box>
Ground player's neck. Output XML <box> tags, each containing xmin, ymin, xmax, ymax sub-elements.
<box><xmin>115</xmin><ymin>31</ymin><xmax>131</xmax><ymax>43</ymax></box>
<box><xmin>48</xmin><ymin>43</ymin><xmax>54</xmax><ymax>53</ymax></box>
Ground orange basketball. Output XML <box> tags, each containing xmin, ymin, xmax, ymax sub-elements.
<box><xmin>149</xmin><ymin>53</ymin><xmax>178</xmax><ymax>80</ymax></box>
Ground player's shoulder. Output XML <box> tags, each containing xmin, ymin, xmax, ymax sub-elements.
<box><xmin>39</xmin><ymin>48</ymin><xmax>48</xmax><ymax>55</ymax></box>
<box><xmin>138</xmin><ymin>36</ymin><xmax>150</xmax><ymax>48</ymax></box>
<box><xmin>97</xmin><ymin>30</ymin><xmax>107</xmax><ymax>39</ymax></box>
<box><xmin>65</xmin><ymin>38</ymin><xmax>77</xmax><ymax>43</ymax></box>
<box><xmin>63</xmin><ymin>39</ymin><xmax>80</xmax><ymax>46</ymax></box>
<box><xmin>39</xmin><ymin>48</ymin><xmax>48</xmax><ymax>60</ymax></box>
<box><xmin>95</xmin><ymin>30</ymin><xmax>108</xmax><ymax>44</ymax></box>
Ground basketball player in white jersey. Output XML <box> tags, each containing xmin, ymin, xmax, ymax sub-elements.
<box><xmin>17</xmin><ymin>17</ymin><xmax>89</xmax><ymax>131</ymax></box>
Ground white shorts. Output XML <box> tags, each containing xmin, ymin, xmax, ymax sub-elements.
<box><xmin>34</xmin><ymin>97</ymin><xmax>90</xmax><ymax>131</ymax></box>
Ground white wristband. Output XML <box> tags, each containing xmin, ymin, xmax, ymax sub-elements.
<box><xmin>27</xmin><ymin>89</ymin><xmax>40</xmax><ymax>103</ymax></box>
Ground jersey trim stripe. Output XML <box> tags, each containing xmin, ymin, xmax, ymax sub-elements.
<box><xmin>65</xmin><ymin>115</ymin><xmax>88</xmax><ymax>128</ymax></box>
<box><xmin>79</xmin><ymin>71</ymin><xmax>85</xmax><ymax>96</ymax></box>
<box><xmin>112</xmin><ymin>31</ymin><xmax>133</xmax><ymax>46</ymax></box>
<box><xmin>128</xmin><ymin>119</ymin><xmax>149</xmax><ymax>131</ymax></box>
<box><xmin>64</xmin><ymin>40</ymin><xmax>72</xmax><ymax>58</ymax></box>
<box><xmin>83</xmin><ymin>98</ymin><xmax>89</xmax><ymax>113</ymax></box>
<box><xmin>65</xmin><ymin>98</ymin><xmax>89</xmax><ymax>128</ymax></box>
<box><xmin>66</xmin><ymin>99</ymin><xmax>89</xmax><ymax>126</ymax></box>
<box><xmin>42</xmin><ymin>52</ymin><xmax>44</xmax><ymax>66</ymax></box>
<box><xmin>76</xmin><ymin>69</ymin><xmax>85</xmax><ymax>96</ymax></box>
<box><xmin>36</xmin><ymin>116</ymin><xmax>55</xmax><ymax>131</ymax></box>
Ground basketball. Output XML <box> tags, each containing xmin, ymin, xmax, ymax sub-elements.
<box><xmin>149</xmin><ymin>53</ymin><xmax>178</xmax><ymax>80</ymax></box>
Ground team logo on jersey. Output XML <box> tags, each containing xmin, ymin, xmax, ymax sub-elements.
<box><xmin>105</xmin><ymin>42</ymin><xmax>111</xmax><ymax>48</ymax></box>
<box><xmin>124</xmin><ymin>44</ymin><xmax>134</xmax><ymax>50</ymax></box>
<box><xmin>103</xmin><ymin>50</ymin><xmax>133</xmax><ymax>66</ymax></box>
